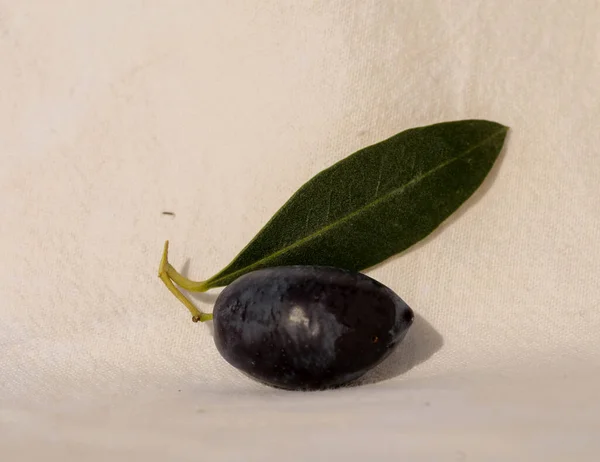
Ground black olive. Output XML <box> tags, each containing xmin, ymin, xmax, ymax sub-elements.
<box><xmin>212</xmin><ymin>266</ymin><xmax>413</xmax><ymax>390</ymax></box>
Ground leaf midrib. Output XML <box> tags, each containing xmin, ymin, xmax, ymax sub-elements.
<box><xmin>209</xmin><ymin>128</ymin><xmax>506</xmax><ymax>285</ymax></box>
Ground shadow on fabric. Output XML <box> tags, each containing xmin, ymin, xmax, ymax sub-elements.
<box><xmin>353</xmin><ymin>313</ymin><xmax>443</xmax><ymax>386</ymax></box>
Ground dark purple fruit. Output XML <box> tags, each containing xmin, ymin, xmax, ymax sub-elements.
<box><xmin>212</xmin><ymin>266</ymin><xmax>413</xmax><ymax>390</ymax></box>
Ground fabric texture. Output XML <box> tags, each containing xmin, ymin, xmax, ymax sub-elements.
<box><xmin>1</xmin><ymin>1</ymin><xmax>599</xmax><ymax>460</ymax></box>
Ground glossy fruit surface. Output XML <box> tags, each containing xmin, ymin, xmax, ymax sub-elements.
<box><xmin>213</xmin><ymin>266</ymin><xmax>413</xmax><ymax>390</ymax></box>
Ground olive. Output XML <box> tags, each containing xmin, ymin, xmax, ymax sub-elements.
<box><xmin>212</xmin><ymin>266</ymin><xmax>414</xmax><ymax>390</ymax></box>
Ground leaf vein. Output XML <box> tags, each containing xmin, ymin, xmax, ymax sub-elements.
<box><xmin>304</xmin><ymin>208</ymin><xmax>312</xmax><ymax>234</ymax></box>
<box><xmin>374</xmin><ymin>154</ymin><xmax>384</xmax><ymax>198</ymax></box>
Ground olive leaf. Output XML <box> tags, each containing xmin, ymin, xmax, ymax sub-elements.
<box><xmin>161</xmin><ymin>119</ymin><xmax>508</xmax><ymax>312</ymax></box>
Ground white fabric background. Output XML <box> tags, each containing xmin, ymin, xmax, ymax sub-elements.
<box><xmin>1</xmin><ymin>1</ymin><xmax>599</xmax><ymax>460</ymax></box>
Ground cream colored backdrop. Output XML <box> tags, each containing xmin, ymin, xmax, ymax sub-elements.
<box><xmin>1</xmin><ymin>1</ymin><xmax>599</xmax><ymax>460</ymax></box>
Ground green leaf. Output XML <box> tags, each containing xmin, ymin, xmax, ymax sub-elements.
<box><xmin>176</xmin><ymin>119</ymin><xmax>508</xmax><ymax>292</ymax></box>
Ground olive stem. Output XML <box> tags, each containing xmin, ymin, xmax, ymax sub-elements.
<box><xmin>158</xmin><ymin>241</ymin><xmax>213</xmax><ymax>322</ymax></box>
<box><xmin>165</xmin><ymin>263</ymin><xmax>210</xmax><ymax>292</ymax></box>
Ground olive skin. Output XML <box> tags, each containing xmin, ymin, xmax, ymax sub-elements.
<box><xmin>212</xmin><ymin>266</ymin><xmax>414</xmax><ymax>390</ymax></box>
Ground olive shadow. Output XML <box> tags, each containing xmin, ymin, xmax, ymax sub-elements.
<box><xmin>368</xmin><ymin>128</ymin><xmax>512</xmax><ymax>268</ymax></box>
<box><xmin>351</xmin><ymin>312</ymin><xmax>443</xmax><ymax>386</ymax></box>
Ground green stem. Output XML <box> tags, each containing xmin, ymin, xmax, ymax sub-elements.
<box><xmin>158</xmin><ymin>241</ymin><xmax>213</xmax><ymax>322</ymax></box>
<box><xmin>166</xmin><ymin>263</ymin><xmax>210</xmax><ymax>292</ymax></box>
